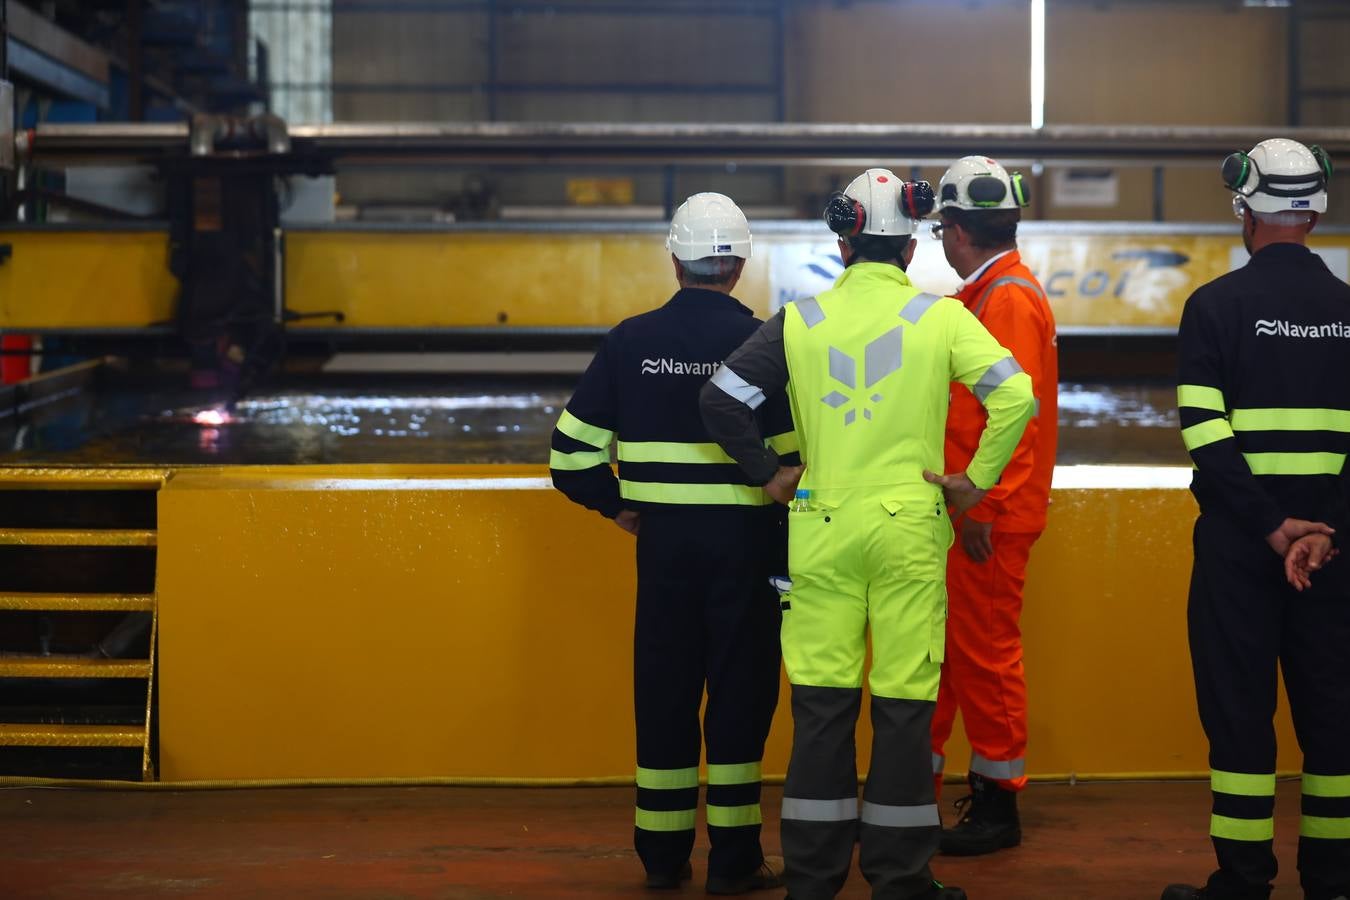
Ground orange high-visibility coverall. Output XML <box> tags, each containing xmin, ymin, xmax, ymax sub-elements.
<box><xmin>931</xmin><ymin>250</ymin><xmax>1058</xmax><ymax>793</ymax></box>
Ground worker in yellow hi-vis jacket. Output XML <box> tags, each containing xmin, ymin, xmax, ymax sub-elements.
<box><xmin>700</xmin><ymin>168</ymin><xmax>1035</xmax><ymax>900</ymax></box>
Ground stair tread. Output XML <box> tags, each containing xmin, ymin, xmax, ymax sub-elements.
<box><xmin>0</xmin><ymin>656</ymin><xmax>152</xmax><ymax>679</ymax></box>
<box><xmin>0</xmin><ymin>529</ymin><xmax>157</xmax><ymax>547</ymax></box>
<box><xmin>0</xmin><ymin>723</ymin><xmax>146</xmax><ymax>748</ymax></box>
<box><xmin>0</xmin><ymin>593</ymin><xmax>155</xmax><ymax>611</ymax></box>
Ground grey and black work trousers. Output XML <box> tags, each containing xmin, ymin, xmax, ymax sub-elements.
<box><xmin>781</xmin><ymin>686</ymin><xmax>939</xmax><ymax>900</ymax></box>
<box><xmin>632</xmin><ymin>506</ymin><xmax>783</xmax><ymax>881</ymax></box>
<box><xmin>1189</xmin><ymin>513</ymin><xmax>1350</xmax><ymax>900</ymax></box>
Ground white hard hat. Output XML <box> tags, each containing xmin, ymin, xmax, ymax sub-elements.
<box><xmin>666</xmin><ymin>192</ymin><xmax>752</xmax><ymax>262</ymax></box>
<box><xmin>824</xmin><ymin>168</ymin><xmax>934</xmax><ymax>237</ymax></box>
<box><xmin>1224</xmin><ymin>138</ymin><xmax>1331</xmax><ymax>214</ymax></box>
<box><xmin>937</xmin><ymin>156</ymin><xmax>1030</xmax><ymax>211</ymax></box>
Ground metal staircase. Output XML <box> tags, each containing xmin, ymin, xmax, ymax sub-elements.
<box><xmin>0</xmin><ymin>469</ymin><xmax>165</xmax><ymax>781</ymax></box>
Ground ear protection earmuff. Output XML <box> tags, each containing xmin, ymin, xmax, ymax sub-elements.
<box><xmin>1221</xmin><ymin>152</ymin><xmax>1253</xmax><ymax>193</ymax></box>
<box><xmin>902</xmin><ymin>180</ymin><xmax>936</xmax><ymax>220</ymax></box>
<box><xmin>1311</xmin><ymin>144</ymin><xmax>1335</xmax><ymax>180</ymax></box>
<box><xmin>1222</xmin><ymin>147</ymin><xmax>1332</xmax><ymax>197</ymax></box>
<box><xmin>944</xmin><ymin>173</ymin><xmax>1031</xmax><ymax>208</ymax></box>
<box><xmin>824</xmin><ymin>191</ymin><xmax>865</xmax><ymax>236</ymax></box>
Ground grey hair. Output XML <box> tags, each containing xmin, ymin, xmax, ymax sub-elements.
<box><xmin>1253</xmin><ymin>209</ymin><xmax>1315</xmax><ymax>227</ymax></box>
<box><xmin>677</xmin><ymin>255</ymin><xmax>742</xmax><ymax>284</ymax></box>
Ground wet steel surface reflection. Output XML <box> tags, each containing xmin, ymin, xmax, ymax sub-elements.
<box><xmin>1</xmin><ymin>375</ymin><xmax>1185</xmax><ymax>467</ymax></box>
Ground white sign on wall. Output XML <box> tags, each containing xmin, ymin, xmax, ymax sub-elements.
<box><xmin>1051</xmin><ymin>169</ymin><xmax>1119</xmax><ymax>208</ymax></box>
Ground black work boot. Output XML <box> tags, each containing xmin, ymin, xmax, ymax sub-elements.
<box><xmin>644</xmin><ymin>860</ymin><xmax>692</xmax><ymax>890</ymax></box>
<box><xmin>1159</xmin><ymin>877</ymin><xmax>1273</xmax><ymax>899</ymax></box>
<box><xmin>1160</xmin><ymin>887</ymin><xmax>1203</xmax><ymax>900</ymax></box>
<box><xmin>917</xmin><ymin>879</ymin><xmax>968</xmax><ymax>899</ymax></box>
<box><xmin>939</xmin><ymin>772</ymin><xmax>1021</xmax><ymax>856</ymax></box>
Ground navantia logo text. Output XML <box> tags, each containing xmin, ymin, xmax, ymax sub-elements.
<box><xmin>1254</xmin><ymin>319</ymin><xmax>1350</xmax><ymax>339</ymax></box>
<box><xmin>641</xmin><ymin>358</ymin><xmax>721</xmax><ymax>375</ymax></box>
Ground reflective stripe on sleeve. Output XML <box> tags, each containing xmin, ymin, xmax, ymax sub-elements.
<box><xmin>972</xmin><ymin>357</ymin><xmax>1025</xmax><ymax>404</ymax></box>
<box><xmin>795</xmin><ymin>297</ymin><xmax>826</xmax><ymax>328</ymax></box>
<box><xmin>1212</xmin><ymin>770</ymin><xmax>1276</xmax><ymax>797</ymax></box>
<box><xmin>781</xmin><ymin>797</ymin><xmax>859</xmax><ymax>822</ymax></box>
<box><xmin>1211</xmin><ymin>814</ymin><xmax>1275</xmax><ymax>842</ymax></box>
<box><xmin>932</xmin><ymin>753</ymin><xmax>945</xmax><ymax>775</ymax></box>
<box><xmin>707</xmin><ymin>804</ymin><xmax>762</xmax><ymax>828</ymax></box>
<box><xmin>1230</xmin><ymin>408</ymin><xmax>1350</xmax><ymax>432</ymax></box>
<box><xmin>549</xmin><ymin>448</ymin><xmax>610</xmax><ymax>471</ymax></box>
<box><xmin>1182</xmin><ymin>418</ymin><xmax>1236</xmax><ymax>452</ymax></box>
<box><xmin>973</xmin><ymin>276</ymin><xmax>1046</xmax><ymax>319</ymax></box>
<box><xmin>970</xmin><ymin>754</ymin><xmax>1026</xmax><ymax>781</ymax></box>
<box><xmin>1178</xmin><ymin>384</ymin><xmax>1227</xmax><ymax>412</ymax></box>
<box><xmin>636</xmin><ymin>808</ymin><xmax>697</xmax><ymax>832</ymax></box>
<box><xmin>636</xmin><ymin>766</ymin><xmax>700</xmax><ymax>790</ymax></box>
<box><xmin>1242</xmin><ymin>452</ymin><xmax>1347</xmax><ymax>476</ymax></box>
<box><xmin>618</xmin><ymin>441</ymin><xmax>733</xmax><ymax>465</ymax></box>
<box><xmin>708</xmin><ymin>762</ymin><xmax>762</xmax><ymax>785</ymax></box>
<box><xmin>710</xmin><ymin>365</ymin><xmax>767</xmax><ymax>410</ymax></box>
<box><xmin>765</xmin><ymin>431</ymin><xmax>799</xmax><ymax>455</ymax></box>
<box><xmin>556</xmin><ymin>409</ymin><xmax>614</xmax><ymax>449</ymax></box>
<box><xmin>899</xmin><ymin>292</ymin><xmax>940</xmax><ymax>324</ymax></box>
<box><xmin>860</xmin><ymin>802</ymin><xmax>940</xmax><ymax>828</ymax></box>
<box><xmin>619</xmin><ymin>480</ymin><xmax>771</xmax><ymax>506</ymax></box>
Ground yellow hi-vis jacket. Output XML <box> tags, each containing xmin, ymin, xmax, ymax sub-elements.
<box><xmin>782</xmin><ymin>263</ymin><xmax>1034</xmax><ymax>497</ymax></box>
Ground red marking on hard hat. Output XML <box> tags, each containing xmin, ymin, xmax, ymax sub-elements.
<box><xmin>984</xmin><ymin>158</ymin><xmax>996</xmax><ymax>165</ymax></box>
<box><xmin>876</xmin><ymin>175</ymin><xmax>889</xmax><ymax>183</ymax></box>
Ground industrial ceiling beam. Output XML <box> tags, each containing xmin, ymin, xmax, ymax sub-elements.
<box><xmin>17</xmin><ymin>121</ymin><xmax>1350</xmax><ymax>168</ymax></box>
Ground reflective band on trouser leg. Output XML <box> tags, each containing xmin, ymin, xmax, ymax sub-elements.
<box><xmin>707</xmin><ymin>804</ymin><xmax>762</xmax><ymax>828</ymax></box>
<box><xmin>781</xmin><ymin>686</ymin><xmax>864</xmax><ymax>900</ymax></box>
<box><xmin>860</xmin><ymin>802</ymin><xmax>940</xmax><ymax>828</ymax></box>
<box><xmin>782</xmin><ymin>797</ymin><xmax>859</xmax><ymax>822</ymax></box>
<box><xmin>1178</xmin><ymin>384</ymin><xmax>1227</xmax><ymax>412</ymax></box>
<box><xmin>636</xmin><ymin>766</ymin><xmax>699</xmax><ymax>833</ymax></box>
<box><xmin>1300</xmin><ymin>816</ymin><xmax>1350</xmax><ymax>839</ymax></box>
<box><xmin>1301</xmin><ymin>772</ymin><xmax>1350</xmax><ymax>840</ymax></box>
<box><xmin>636</xmin><ymin>808</ymin><xmax>698</xmax><ymax>832</ymax></box>
<box><xmin>637</xmin><ymin>766</ymin><xmax>699</xmax><ymax>790</ymax></box>
<box><xmin>708</xmin><ymin>762</ymin><xmax>761</xmax><ymax>786</ymax></box>
<box><xmin>1212</xmin><ymin>770</ymin><xmax>1276</xmax><ymax>797</ymax></box>
<box><xmin>706</xmin><ymin>762</ymin><xmax>764</xmax><ymax>854</ymax></box>
<box><xmin>1211</xmin><ymin>814</ymin><xmax>1275</xmax><ymax>842</ymax></box>
<box><xmin>970</xmin><ymin>753</ymin><xmax>1026</xmax><ymax>782</ymax></box>
<box><xmin>1182</xmin><ymin>418</ymin><xmax>1236</xmax><ymax>452</ymax></box>
<box><xmin>860</xmin><ymin>695</ymin><xmax>941</xmax><ymax>897</ymax></box>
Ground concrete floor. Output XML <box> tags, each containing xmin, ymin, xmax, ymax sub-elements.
<box><xmin>0</xmin><ymin>781</ymin><xmax>1309</xmax><ymax>899</ymax></box>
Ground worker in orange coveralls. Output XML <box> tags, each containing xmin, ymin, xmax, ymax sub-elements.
<box><xmin>926</xmin><ymin>155</ymin><xmax>1058</xmax><ymax>857</ymax></box>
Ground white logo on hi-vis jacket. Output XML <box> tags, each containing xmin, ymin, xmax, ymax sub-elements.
<box><xmin>1254</xmin><ymin>319</ymin><xmax>1350</xmax><ymax>338</ymax></box>
<box><xmin>821</xmin><ymin>329</ymin><xmax>904</xmax><ymax>426</ymax></box>
<box><xmin>640</xmin><ymin>358</ymin><xmax>721</xmax><ymax>375</ymax></box>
